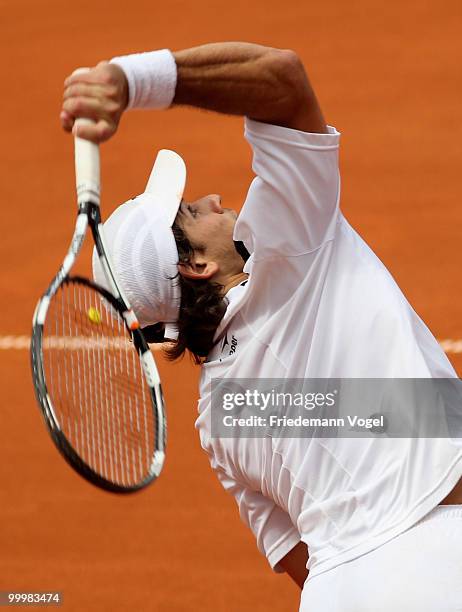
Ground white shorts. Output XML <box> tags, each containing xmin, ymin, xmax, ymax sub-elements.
<box><xmin>300</xmin><ymin>505</ymin><xmax>462</xmax><ymax>612</ymax></box>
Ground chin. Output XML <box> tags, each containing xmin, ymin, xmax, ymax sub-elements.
<box><xmin>224</xmin><ymin>208</ymin><xmax>238</xmax><ymax>219</ymax></box>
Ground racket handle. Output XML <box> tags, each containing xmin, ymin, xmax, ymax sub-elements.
<box><xmin>72</xmin><ymin>68</ymin><xmax>100</xmax><ymax>206</ymax></box>
<box><xmin>74</xmin><ymin>118</ymin><xmax>101</xmax><ymax>206</ymax></box>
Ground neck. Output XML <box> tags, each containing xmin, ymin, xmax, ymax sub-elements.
<box><xmin>222</xmin><ymin>272</ymin><xmax>248</xmax><ymax>295</ymax></box>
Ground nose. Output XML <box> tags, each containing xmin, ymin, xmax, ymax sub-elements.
<box><xmin>209</xmin><ymin>194</ymin><xmax>223</xmax><ymax>213</ymax></box>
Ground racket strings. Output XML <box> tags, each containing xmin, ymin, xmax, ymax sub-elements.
<box><xmin>42</xmin><ymin>280</ymin><xmax>155</xmax><ymax>486</ymax></box>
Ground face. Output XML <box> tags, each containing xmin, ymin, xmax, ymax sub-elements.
<box><xmin>175</xmin><ymin>194</ymin><xmax>244</xmax><ymax>283</ymax></box>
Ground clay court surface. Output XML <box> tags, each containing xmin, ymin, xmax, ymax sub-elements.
<box><xmin>1</xmin><ymin>1</ymin><xmax>461</xmax><ymax>609</ymax></box>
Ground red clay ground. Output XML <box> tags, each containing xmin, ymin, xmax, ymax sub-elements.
<box><xmin>1</xmin><ymin>1</ymin><xmax>462</xmax><ymax>610</ymax></box>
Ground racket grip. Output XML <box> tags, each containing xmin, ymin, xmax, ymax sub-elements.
<box><xmin>74</xmin><ymin>118</ymin><xmax>101</xmax><ymax>206</ymax></box>
<box><xmin>71</xmin><ymin>68</ymin><xmax>100</xmax><ymax>206</ymax></box>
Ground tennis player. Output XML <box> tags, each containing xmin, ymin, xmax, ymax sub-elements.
<box><xmin>61</xmin><ymin>43</ymin><xmax>462</xmax><ymax>610</ymax></box>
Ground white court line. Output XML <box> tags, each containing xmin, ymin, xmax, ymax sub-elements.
<box><xmin>2</xmin><ymin>335</ymin><xmax>462</xmax><ymax>354</ymax></box>
<box><xmin>0</xmin><ymin>335</ymin><xmax>165</xmax><ymax>351</ymax></box>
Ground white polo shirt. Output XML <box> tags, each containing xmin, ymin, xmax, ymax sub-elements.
<box><xmin>195</xmin><ymin>118</ymin><xmax>462</xmax><ymax>578</ymax></box>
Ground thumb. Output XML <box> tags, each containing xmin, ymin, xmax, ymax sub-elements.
<box><xmin>72</xmin><ymin>118</ymin><xmax>114</xmax><ymax>144</ymax></box>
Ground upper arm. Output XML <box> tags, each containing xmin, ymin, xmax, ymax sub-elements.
<box><xmin>250</xmin><ymin>50</ymin><xmax>328</xmax><ymax>134</ymax></box>
<box><xmin>235</xmin><ymin>118</ymin><xmax>341</xmax><ymax>259</ymax></box>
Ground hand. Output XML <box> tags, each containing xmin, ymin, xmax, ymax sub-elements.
<box><xmin>61</xmin><ymin>61</ymin><xmax>129</xmax><ymax>143</ymax></box>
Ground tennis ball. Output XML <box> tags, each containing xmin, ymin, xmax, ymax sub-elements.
<box><xmin>88</xmin><ymin>306</ymin><xmax>102</xmax><ymax>324</ymax></box>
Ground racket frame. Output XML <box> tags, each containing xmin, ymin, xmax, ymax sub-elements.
<box><xmin>30</xmin><ymin>126</ymin><xmax>167</xmax><ymax>493</ymax></box>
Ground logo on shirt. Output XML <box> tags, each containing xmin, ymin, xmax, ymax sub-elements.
<box><xmin>221</xmin><ymin>333</ymin><xmax>238</xmax><ymax>358</ymax></box>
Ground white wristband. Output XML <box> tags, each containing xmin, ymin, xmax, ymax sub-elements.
<box><xmin>110</xmin><ymin>49</ymin><xmax>177</xmax><ymax>110</ymax></box>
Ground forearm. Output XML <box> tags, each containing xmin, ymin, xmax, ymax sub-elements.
<box><xmin>173</xmin><ymin>42</ymin><xmax>301</xmax><ymax>122</ymax></box>
<box><xmin>61</xmin><ymin>42</ymin><xmax>326</xmax><ymax>142</ymax></box>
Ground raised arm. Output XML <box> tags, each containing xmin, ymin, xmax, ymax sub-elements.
<box><xmin>61</xmin><ymin>42</ymin><xmax>327</xmax><ymax>142</ymax></box>
<box><xmin>173</xmin><ymin>43</ymin><xmax>326</xmax><ymax>132</ymax></box>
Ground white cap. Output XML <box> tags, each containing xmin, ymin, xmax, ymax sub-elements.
<box><xmin>92</xmin><ymin>150</ymin><xmax>186</xmax><ymax>340</ymax></box>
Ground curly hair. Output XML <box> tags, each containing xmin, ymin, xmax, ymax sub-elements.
<box><xmin>158</xmin><ymin>220</ymin><xmax>227</xmax><ymax>364</ymax></box>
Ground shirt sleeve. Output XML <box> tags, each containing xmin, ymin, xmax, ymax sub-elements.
<box><xmin>234</xmin><ymin>118</ymin><xmax>341</xmax><ymax>260</ymax></box>
<box><xmin>213</xmin><ymin>464</ymin><xmax>301</xmax><ymax>572</ymax></box>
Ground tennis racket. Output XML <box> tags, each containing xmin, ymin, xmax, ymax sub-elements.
<box><xmin>30</xmin><ymin>116</ymin><xmax>166</xmax><ymax>493</ymax></box>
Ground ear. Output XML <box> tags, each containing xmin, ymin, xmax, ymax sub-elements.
<box><xmin>177</xmin><ymin>259</ymin><xmax>219</xmax><ymax>280</ymax></box>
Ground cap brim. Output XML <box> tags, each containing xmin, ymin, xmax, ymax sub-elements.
<box><xmin>144</xmin><ymin>149</ymin><xmax>186</xmax><ymax>227</ymax></box>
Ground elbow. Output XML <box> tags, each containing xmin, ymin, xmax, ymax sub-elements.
<box><xmin>261</xmin><ymin>49</ymin><xmax>310</xmax><ymax>122</ymax></box>
<box><xmin>276</xmin><ymin>49</ymin><xmax>306</xmax><ymax>81</ymax></box>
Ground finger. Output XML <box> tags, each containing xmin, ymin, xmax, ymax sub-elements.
<box><xmin>63</xmin><ymin>82</ymin><xmax>108</xmax><ymax>101</ymax></box>
<box><xmin>60</xmin><ymin>110</ymin><xmax>74</xmax><ymax>131</ymax></box>
<box><xmin>64</xmin><ymin>66</ymin><xmax>91</xmax><ymax>86</ymax></box>
<box><xmin>65</xmin><ymin>63</ymin><xmax>111</xmax><ymax>87</ymax></box>
<box><xmin>65</xmin><ymin>71</ymin><xmax>95</xmax><ymax>87</ymax></box>
<box><xmin>71</xmin><ymin>66</ymin><xmax>91</xmax><ymax>76</ymax></box>
<box><xmin>93</xmin><ymin>118</ymin><xmax>117</xmax><ymax>143</ymax></box>
<box><xmin>73</xmin><ymin>118</ymin><xmax>114</xmax><ymax>144</ymax></box>
<box><xmin>62</xmin><ymin>95</ymin><xmax>111</xmax><ymax>122</ymax></box>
